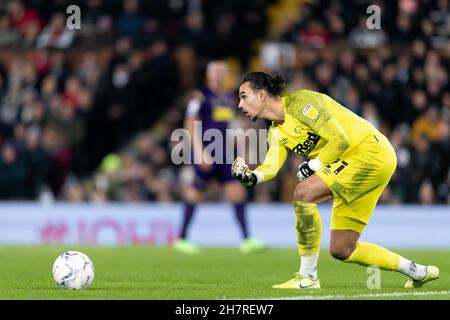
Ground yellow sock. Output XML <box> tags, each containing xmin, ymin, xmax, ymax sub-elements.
<box><xmin>294</xmin><ymin>201</ymin><xmax>322</xmax><ymax>256</ymax></box>
<box><xmin>344</xmin><ymin>241</ymin><xmax>400</xmax><ymax>271</ymax></box>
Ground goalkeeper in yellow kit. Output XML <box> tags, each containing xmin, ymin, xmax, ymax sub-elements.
<box><xmin>232</xmin><ymin>72</ymin><xmax>439</xmax><ymax>289</ymax></box>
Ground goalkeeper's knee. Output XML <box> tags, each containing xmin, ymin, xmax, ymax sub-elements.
<box><xmin>330</xmin><ymin>242</ymin><xmax>356</xmax><ymax>261</ymax></box>
<box><xmin>294</xmin><ymin>183</ymin><xmax>315</xmax><ymax>203</ymax></box>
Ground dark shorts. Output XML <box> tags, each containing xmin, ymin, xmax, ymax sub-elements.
<box><xmin>192</xmin><ymin>163</ymin><xmax>234</xmax><ymax>190</ymax></box>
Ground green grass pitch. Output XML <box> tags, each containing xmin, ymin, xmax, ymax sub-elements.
<box><xmin>0</xmin><ymin>246</ymin><xmax>448</xmax><ymax>300</ymax></box>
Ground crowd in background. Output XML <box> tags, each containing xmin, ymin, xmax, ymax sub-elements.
<box><xmin>0</xmin><ymin>0</ymin><xmax>448</xmax><ymax>204</ymax></box>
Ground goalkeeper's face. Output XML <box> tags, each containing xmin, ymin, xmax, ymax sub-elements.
<box><xmin>238</xmin><ymin>81</ymin><xmax>263</xmax><ymax>122</ymax></box>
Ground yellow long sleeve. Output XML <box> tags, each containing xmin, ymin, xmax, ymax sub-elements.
<box><xmin>254</xmin><ymin>129</ymin><xmax>288</xmax><ymax>183</ymax></box>
<box><xmin>316</xmin><ymin>117</ymin><xmax>350</xmax><ymax>165</ymax></box>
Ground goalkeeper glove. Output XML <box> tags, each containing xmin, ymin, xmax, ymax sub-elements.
<box><xmin>231</xmin><ymin>157</ymin><xmax>257</xmax><ymax>187</ymax></box>
<box><xmin>297</xmin><ymin>158</ymin><xmax>323</xmax><ymax>182</ymax></box>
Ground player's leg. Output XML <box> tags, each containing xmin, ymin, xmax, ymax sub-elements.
<box><xmin>330</xmin><ymin>193</ymin><xmax>439</xmax><ymax>288</ymax></box>
<box><xmin>180</xmin><ymin>185</ymin><xmax>203</xmax><ymax>239</ymax></box>
<box><xmin>330</xmin><ymin>226</ymin><xmax>406</xmax><ymax>270</ymax></box>
<box><xmin>327</xmin><ymin>134</ymin><xmax>439</xmax><ymax>287</ymax></box>
<box><xmin>173</xmin><ymin>168</ymin><xmax>207</xmax><ymax>254</ymax></box>
<box><xmin>224</xmin><ymin>181</ymin><xmax>248</xmax><ymax>238</ymax></box>
<box><xmin>331</xmin><ymin>226</ymin><xmax>439</xmax><ymax>288</ymax></box>
<box><xmin>273</xmin><ymin>174</ymin><xmax>332</xmax><ymax>289</ymax></box>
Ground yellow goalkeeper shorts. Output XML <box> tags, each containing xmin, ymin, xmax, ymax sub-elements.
<box><xmin>316</xmin><ymin>133</ymin><xmax>397</xmax><ymax>234</ymax></box>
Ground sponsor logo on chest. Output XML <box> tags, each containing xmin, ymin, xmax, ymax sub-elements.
<box><xmin>292</xmin><ymin>132</ymin><xmax>320</xmax><ymax>157</ymax></box>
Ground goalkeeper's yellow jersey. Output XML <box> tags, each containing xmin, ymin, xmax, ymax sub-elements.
<box><xmin>255</xmin><ymin>89</ymin><xmax>380</xmax><ymax>182</ymax></box>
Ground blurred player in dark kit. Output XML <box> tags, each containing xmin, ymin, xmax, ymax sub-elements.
<box><xmin>173</xmin><ymin>61</ymin><xmax>268</xmax><ymax>254</ymax></box>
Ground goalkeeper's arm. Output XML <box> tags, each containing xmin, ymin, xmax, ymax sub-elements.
<box><xmin>232</xmin><ymin>142</ymin><xmax>288</xmax><ymax>187</ymax></box>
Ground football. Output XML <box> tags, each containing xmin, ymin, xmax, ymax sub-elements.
<box><xmin>52</xmin><ymin>251</ymin><xmax>95</xmax><ymax>289</ymax></box>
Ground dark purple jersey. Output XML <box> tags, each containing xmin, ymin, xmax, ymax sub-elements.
<box><xmin>186</xmin><ymin>87</ymin><xmax>236</xmax><ymax>135</ymax></box>
<box><xmin>185</xmin><ymin>86</ymin><xmax>236</xmax><ymax>187</ymax></box>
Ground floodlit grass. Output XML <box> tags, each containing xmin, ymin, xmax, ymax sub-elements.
<box><xmin>0</xmin><ymin>246</ymin><xmax>448</xmax><ymax>300</ymax></box>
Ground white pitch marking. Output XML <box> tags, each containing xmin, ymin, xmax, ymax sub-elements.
<box><xmin>258</xmin><ymin>290</ymin><xmax>450</xmax><ymax>300</ymax></box>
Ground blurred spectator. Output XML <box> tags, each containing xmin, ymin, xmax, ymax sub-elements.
<box><xmin>0</xmin><ymin>140</ymin><xmax>29</xmax><ymax>198</ymax></box>
<box><xmin>393</xmin><ymin>13</ymin><xmax>414</xmax><ymax>45</ymax></box>
<box><xmin>94</xmin><ymin>62</ymin><xmax>135</xmax><ymax>160</ymax></box>
<box><xmin>182</xmin><ymin>11</ymin><xmax>211</xmax><ymax>56</ymax></box>
<box><xmin>7</xmin><ymin>0</ymin><xmax>44</xmax><ymax>47</ymax></box>
<box><xmin>80</xmin><ymin>0</ymin><xmax>114</xmax><ymax>44</ymax></box>
<box><xmin>116</xmin><ymin>0</ymin><xmax>145</xmax><ymax>39</ymax></box>
<box><xmin>142</xmin><ymin>38</ymin><xmax>179</xmax><ymax>124</ymax></box>
<box><xmin>388</xmin><ymin>124</ymin><xmax>412</xmax><ymax>202</ymax></box>
<box><xmin>419</xmin><ymin>179</ymin><xmax>436</xmax><ymax>204</ymax></box>
<box><xmin>41</xmin><ymin>126</ymin><xmax>71</xmax><ymax>197</ymax></box>
<box><xmin>61</xmin><ymin>174</ymin><xmax>85</xmax><ymax>202</ymax></box>
<box><xmin>298</xmin><ymin>20</ymin><xmax>331</xmax><ymax>49</ymax></box>
<box><xmin>36</xmin><ymin>13</ymin><xmax>74</xmax><ymax>49</ymax></box>
<box><xmin>109</xmin><ymin>36</ymin><xmax>132</xmax><ymax>70</ymax></box>
<box><xmin>47</xmin><ymin>49</ymin><xmax>70</xmax><ymax>91</ymax></box>
<box><xmin>361</xmin><ymin>101</ymin><xmax>380</xmax><ymax>129</ymax></box>
<box><xmin>314</xmin><ymin>63</ymin><xmax>335</xmax><ymax>94</ymax></box>
<box><xmin>7</xmin><ymin>0</ymin><xmax>43</xmax><ymax>35</ymax></box>
<box><xmin>378</xmin><ymin>63</ymin><xmax>403</xmax><ymax>126</ymax></box>
<box><xmin>349</xmin><ymin>16</ymin><xmax>387</xmax><ymax>48</ymax></box>
<box><xmin>408</xmin><ymin>134</ymin><xmax>441</xmax><ymax>203</ymax></box>
<box><xmin>23</xmin><ymin>125</ymin><xmax>50</xmax><ymax>198</ymax></box>
<box><xmin>411</xmin><ymin>107</ymin><xmax>448</xmax><ymax>144</ymax></box>
<box><xmin>0</xmin><ymin>13</ymin><xmax>19</xmax><ymax>46</ymax></box>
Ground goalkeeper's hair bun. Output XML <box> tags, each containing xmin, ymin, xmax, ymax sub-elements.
<box><xmin>240</xmin><ymin>72</ymin><xmax>286</xmax><ymax>96</ymax></box>
<box><xmin>269</xmin><ymin>74</ymin><xmax>286</xmax><ymax>95</ymax></box>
